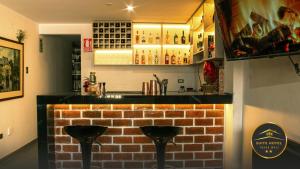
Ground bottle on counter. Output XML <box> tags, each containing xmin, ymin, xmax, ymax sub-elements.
<box><xmin>154</xmin><ymin>50</ymin><xmax>159</xmax><ymax>64</ymax></box>
<box><xmin>135</xmin><ymin>30</ymin><xmax>140</xmax><ymax>44</ymax></box>
<box><xmin>148</xmin><ymin>50</ymin><xmax>153</xmax><ymax>64</ymax></box>
<box><xmin>177</xmin><ymin>51</ymin><xmax>182</xmax><ymax>64</ymax></box>
<box><xmin>183</xmin><ymin>53</ymin><xmax>188</xmax><ymax>64</ymax></box>
<box><xmin>174</xmin><ymin>33</ymin><xmax>179</xmax><ymax>44</ymax></box>
<box><xmin>141</xmin><ymin>50</ymin><xmax>146</xmax><ymax>64</ymax></box>
<box><xmin>135</xmin><ymin>49</ymin><xmax>139</xmax><ymax>64</ymax></box>
<box><xmin>181</xmin><ymin>31</ymin><xmax>186</xmax><ymax>44</ymax></box>
<box><xmin>165</xmin><ymin>31</ymin><xmax>170</xmax><ymax>44</ymax></box>
<box><xmin>165</xmin><ymin>50</ymin><xmax>169</xmax><ymax>64</ymax></box>
<box><xmin>89</xmin><ymin>72</ymin><xmax>96</xmax><ymax>84</ymax></box>
<box><xmin>148</xmin><ymin>33</ymin><xmax>154</xmax><ymax>44</ymax></box>
<box><xmin>155</xmin><ymin>33</ymin><xmax>160</xmax><ymax>44</ymax></box>
<box><xmin>141</xmin><ymin>31</ymin><xmax>146</xmax><ymax>44</ymax></box>
<box><xmin>171</xmin><ymin>50</ymin><xmax>176</xmax><ymax>64</ymax></box>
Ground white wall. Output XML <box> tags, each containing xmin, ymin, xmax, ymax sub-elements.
<box><xmin>241</xmin><ymin>56</ymin><xmax>300</xmax><ymax>169</ymax></box>
<box><xmin>0</xmin><ymin>4</ymin><xmax>60</xmax><ymax>159</ymax></box>
<box><xmin>39</xmin><ymin>24</ymin><xmax>198</xmax><ymax>92</ymax></box>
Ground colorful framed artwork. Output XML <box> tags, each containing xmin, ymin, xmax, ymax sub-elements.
<box><xmin>0</xmin><ymin>37</ymin><xmax>24</xmax><ymax>101</ymax></box>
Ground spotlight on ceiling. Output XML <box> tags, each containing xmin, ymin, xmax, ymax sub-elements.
<box><xmin>126</xmin><ymin>5</ymin><xmax>134</xmax><ymax>12</ymax></box>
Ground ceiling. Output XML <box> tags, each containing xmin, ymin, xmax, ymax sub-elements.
<box><xmin>0</xmin><ymin>0</ymin><xmax>201</xmax><ymax>23</ymax></box>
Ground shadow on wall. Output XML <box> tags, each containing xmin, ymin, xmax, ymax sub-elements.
<box><xmin>248</xmin><ymin>56</ymin><xmax>300</xmax><ymax>88</ymax></box>
<box><xmin>245</xmin><ymin>55</ymin><xmax>300</xmax><ymax>114</ymax></box>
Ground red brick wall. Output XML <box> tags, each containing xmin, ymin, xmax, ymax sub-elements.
<box><xmin>47</xmin><ymin>104</ymin><xmax>225</xmax><ymax>169</ymax></box>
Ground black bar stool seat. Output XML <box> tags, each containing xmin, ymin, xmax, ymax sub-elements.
<box><xmin>64</xmin><ymin>125</ymin><xmax>107</xmax><ymax>169</ymax></box>
<box><xmin>140</xmin><ymin>126</ymin><xmax>182</xmax><ymax>169</ymax></box>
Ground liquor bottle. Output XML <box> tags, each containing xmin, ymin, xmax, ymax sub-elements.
<box><xmin>166</xmin><ymin>31</ymin><xmax>170</xmax><ymax>44</ymax></box>
<box><xmin>155</xmin><ymin>33</ymin><xmax>160</xmax><ymax>44</ymax></box>
<box><xmin>141</xmin><ymin>31</ymin><xmax>146</xmax><ymax>44</ymax></box>
<box><xmin>154</xmin><ymin>50</ymin><xmax>159</xmax><ymax>64</ymax></box>
<box><xmin>141</xmin><ymin>50</ymin><xmax>146</xmax><ymax>64</ymax></box>
<box><xmin>165</xmin><ymin>50</ymin><xmax>169</xmax><ymax>64</ymax></box>
<box><xmin>177</xmin><ymin>51</ymin><xmax>182</xmax><ymax>64</ymax></box>
<box><xmin>148</xmin><ymin>33</ymin><xmax>154</xmax><ymax>44</ymax></box>
<box><xmin>135</xmin><ymin>50</ymin><xmax>139</xmax><ymax>64</ymax></box>
<box><xmin>183</xmin><ymin>53</ymin><xmax>188</xmax><ymax>64</ymax></box>
<box><xmin>174</xmin><ymin>33</ymin><xmax>179</xmax><ymax>44</ymax></box>
<box><xmin>171</xmin><ymin>50</ymin><xmax>176</xmax><ymax>64</ymax></box>
<box><xmin>135</xmin><ymin>31</ymin><xmax>140</xmax><ymax>44</ymax></box>
<box><xmin>148</xmin><ymin>50</ymin><xmax>153</xmax><ymax>64</ymax></box>
<box><xmin>181</xmin><ymin>31</ymin><xmax>186</xmax><ymax>44</ymax></box>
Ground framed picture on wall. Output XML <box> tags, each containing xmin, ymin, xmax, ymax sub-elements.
<box><xmin>0</xmin><ymin>37</ymin><xmax>24</xmax><ymax>101</ymax></box>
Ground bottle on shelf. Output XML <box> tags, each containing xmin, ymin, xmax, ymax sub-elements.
<box><xmin>155</xmin><ymin>33</ymin><xmax>160</xmax><ymax>44</ymax></box>
<box><xmin>174</xmin><ymin>33</ymin><xmax>179</xmax><ymax>44</ymax></box>
<box><xmin>197</xmin><ymin>33</ymin><xmax>203</xmax><ymax>51</ymax></box>
<box><xmin>165</xmin><ymin>50</ymin><xmax>169</xmax><ymax>64</ymax></box>
<box><xmin>183</xmin><ymin>53</ymin><xmax>188</xmax><ymax>64</ymax></box>
<box><xmin>135</xmin><ymin>31</ymin><xmax>140</xmax><ymax>44</ymax></box>
<box><xmin>154</xmin><ymin>50</ymin><xmax>159</xmax><ymax>64</ymax></box>
<box><xmin>171</xmin><ymin>50</ymin><xmax>176</xmax><ymax>64</ymax></box>
<box><xmin>148</xmin><ymin>33</ymin><xmax>154</xmax><ymax>44</ymax></box>
<box><xmin>181</xmin><ymin>31</ymin><xmax>186</xmax><ymax>44</ymax></box>
<box><xmin>141</xmin><ymin>50</ymin><xmax>146</xmax><ymax>64</ymax></box>
<box><xmin>177</xmin><ymin>51</ymin><xmax>182</xmax><ymax>64</ymax></box>
<box><xmin>148</xmin><ymin>50</ymin><xmax>153</xmax><ymax>64</ymax></box>
<box><xmin>135</xmin><ymin>49</ymin><xmax>139</xmax><ymax>64</ymax></box>
<box><xmin>166</xmin><ymin>31</ymin><xmax>170</xmax><ymax>44</ymax></box>
<box><xmin>141</xmin><ymin>31</ymin><xmax>146</xmax><ymax>44</ymax></box>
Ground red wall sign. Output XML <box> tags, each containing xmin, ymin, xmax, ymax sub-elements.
<box><xmin>83</xmin><ymin>38</ymin><xmax>92</xmax><ymax>52</ymax></box>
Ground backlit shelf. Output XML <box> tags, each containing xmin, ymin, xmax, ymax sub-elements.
<box><xmin>133</xmin><ymin>44</ymin><xmax>161</xmax><ymax>48</ymax></box>
<box><xmin>163</xmin><ymin>44</ymin><xmax>191</xmax><ymax>49</ymax></box>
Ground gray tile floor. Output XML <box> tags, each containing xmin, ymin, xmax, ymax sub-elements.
<box><xmin>0</xmin><ymin>140</ymin><xmax>38</xmax><ymax>169</ymax></box>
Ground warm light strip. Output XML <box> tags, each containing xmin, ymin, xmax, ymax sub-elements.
<box><xmin>95</xmin><ymin>49</ymin><xmax>132</xmax><ymax>54</ymax></box>
<box><xmin>133</xmin><ymin>24</ymin><xmax>161</xmax><ymax>29</ymax></box>
<box><xmin>163</xmin><ymin>45</ymin><xmax>191</xmax><ymax>49</ymax></box>
<box><xmin>134</xmin><ymin>44</ymin><xmax>161</xmax><ymax>48</ymax></box>
<box><xmin>163</xmin><ymin>24</ymin><xmax>190</xmax><ymax>29</ymax></box>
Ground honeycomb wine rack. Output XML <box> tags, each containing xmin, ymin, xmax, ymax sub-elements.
<box><xmin>93</xmin><ymin>21</ymin><xmax>132</xmax><ymax>49</ymax></box>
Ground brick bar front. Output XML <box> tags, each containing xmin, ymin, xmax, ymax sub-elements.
<box><xmin>47</xmin><ymin>104</ymin><xmax>225</xmax><ymax>169</ymax></box>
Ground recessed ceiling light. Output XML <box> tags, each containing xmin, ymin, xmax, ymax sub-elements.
<box><xmin>105</xmin><ymin>2</ymin><xmax>113</xmax><ymax>6</ymax></box>
<box><xmin>126</xmin><ymin>5</ymin><xmax>134</xmax><ymax>12</ymax></box>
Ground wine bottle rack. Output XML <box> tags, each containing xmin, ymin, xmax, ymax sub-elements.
<box><xmin>93</xmin><ymin>21</ymin><xmax>132</xmax><ymax>49</ymax></box>
<box><xmin>72</xmin><ymin>43</ymin><xmax>81</xmax><ymax>95</ymax></box>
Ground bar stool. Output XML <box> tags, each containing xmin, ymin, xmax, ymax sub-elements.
<box><xmin>64</xmin><ymin>125</ymin><xmax>107</xmax><ymax>169</ymax></box>
<box><xmin>140</xmin><ymin>126</ymin><xmax>182</xmax><ymax>169</ymax></box>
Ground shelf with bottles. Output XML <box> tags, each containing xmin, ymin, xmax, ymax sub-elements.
<box><xmin>192</xmin><ymin>31</ymin><xmax>205</xmax><ymax>54</ymax></box>
<box><xmin>133</xmin><ymin>24</ymin><xmax>161</xmax><ymax>45</ymax></box>
<box><xmin>133</xmin><ymin>48</ymin><xmax>161</xmax><ymax>65</ymax></box>
<box><xmin>203</xmin><ymin>30</ymin><xmax>215</xmax><ymax>60</ymax></box>
<box><xmin>187</xmin><ymin>0</ymin><xmax>223</xmax><ymax>64</ymax></box>
<box><xmin>93</xmin><ymin>21</ymin><xmax>132</xmax><ymax>49</ymax></box>
<box><xmin>162</xmin><ymin>48</ymin><xmax>191</xmax><ymax>65</ymax></box>
<box><xmin>71</xmin><ymin>42</ymin><xmax>81</xmax><ymax>94</ymax></box>
<box><xmin>162</xmin><ymin>24</ymin><xmax>191</xmax><ymax>45</ymax></box>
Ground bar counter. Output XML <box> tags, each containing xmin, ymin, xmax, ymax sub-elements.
<box><xmin>37</xmin><ymin>92</ymin><xmax>233</xmax><ymax>105</ymax></box>
<box><xmin>37</xmin><ymin>92</ymin><xmax>232</xmax><ymax>169</ymax></box>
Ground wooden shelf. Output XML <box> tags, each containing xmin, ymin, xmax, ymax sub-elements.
<box><xmin>193</xmin><ymin>50</ymin><xmax>204</xmax><ymax>56</ymax></box>
<box><xmin>94</xmin><ymin>64</ymin><xmax>192</xmax><ymax>66</ymax></box>
<box><xmin>194</xmin><ymin>57</ymin><xmax>224</xmax><ymax>64</ymax></box>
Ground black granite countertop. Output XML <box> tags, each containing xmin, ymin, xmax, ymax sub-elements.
<box><xmin>37</xmin><ymin>91</ymin><xmax>233</xmax><ymax>104</ymax></box>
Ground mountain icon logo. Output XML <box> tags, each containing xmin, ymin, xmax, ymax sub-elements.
<box><xmin>251</xmin><ymin>123</ymin><xmax>287</xmax><ymax>159</ymax></box>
